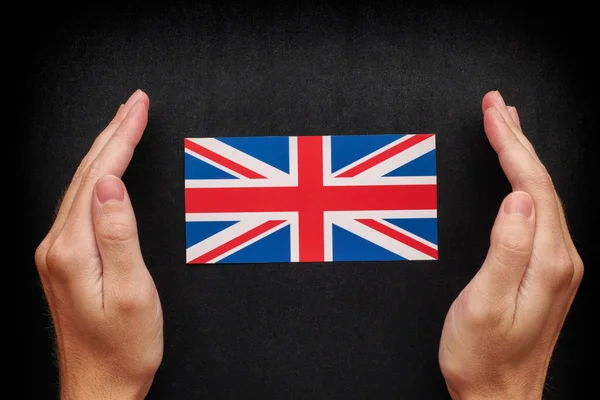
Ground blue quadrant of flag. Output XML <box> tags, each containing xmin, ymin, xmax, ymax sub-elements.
<box><xmin>184</xmin><ymin>134</ymin><xmax>437</xmax><ymax>264</ymax></box>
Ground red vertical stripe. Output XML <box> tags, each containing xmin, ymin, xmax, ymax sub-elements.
<box><xmin>297</xmin><ymin>136</ymin><xmax>325</xmax><ymax>262</ymax></box>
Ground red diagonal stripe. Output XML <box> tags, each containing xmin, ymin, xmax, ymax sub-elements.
<box><xmin>336</xmin><ymin>134</ymin><xmax>434</xmax><ymax>178</ymax></box>
<box><xmin>184</xmin><ymin>138</ymin><xmax>266</xmax><ymax>179</ymax></box>
<box><xmin>356</xmin><ymin>219</ymin><xmax>438</xmax><ymax>259</ymax></box>
<box><xmin>189</xmin><ymin>220</ymin><xmax>286</xmax><ymax>264</ymax></box>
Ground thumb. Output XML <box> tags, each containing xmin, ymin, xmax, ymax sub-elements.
<box><xmin>475</xmin><ymin>191</ymin><xmax>535</xmax><ymax>304</ymax></box>
<box><xmin>92</xmin><ymin>175</ymin><xmax>145</xmax><ymax>282</ymax></box>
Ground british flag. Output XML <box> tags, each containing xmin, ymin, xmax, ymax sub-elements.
<box><xmin>185</xmin><ymin>134</ymin><xmax>437</xmax><ymax>264</ymax></box>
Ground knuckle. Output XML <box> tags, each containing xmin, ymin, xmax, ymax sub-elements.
<box><xmin>116</xmin><ymin>288</ymin><xmax>152</xmax><ymax>314</ymax></box>
<box><xmin>574</xmin><ymin>257</ymin><xmax>584</xmax><ymax>282</ymax></box>
<box><xmin>72</xmin><ymin>157</ymin><xmax>91</xmax><ymax>183</ymax></box>
<box><xmin>460</xmin><ymin>290</ymin><xmax>501</xmax><ymax>328</ymax></box>
<box><xmin>516</xmin><ymin>163</ymin><xmax>552</xmax><ymax>190</ymax></box>
<box><xmin>548</xmin><ymin>255</ymin><xmax>575</xmax><ymax>289</ymax></box>
<box><xmin>106</xmin><ymin>119</ymin><xmax>121</xmax><ymax>130</ymax></box>
<box><xmin>529</xmin><ymin>168</ymin><xmax>553</xmax><ymax>190</ymax></box>
<box><xmin>45</xmin><ymin>242</ymin><xmax>65</xmax><ymax>269</ymax></box>
<box><xmin>45</xmin><ymin>237</ymin><xmax>77</xmax><ymax>281</ymax></box>
<box><xmin>572</xmin><ymin>253</ymin><xmax>584</xmax><ymax>272</ymax></box>
<box><xmin>565</xmin><ymin>250</ymin><xmax>584</xmax><ymax>290</ymax></box>
<box><xmin>98</xmin><ymin>220</ymin><xmax>137</xmax><ymax>244</ymax></box>
<box><xmin>34</xmin><ymin>239</ymin><xmax>50</xmax><ymax>269</ymax></box>
<box><xmin>490</xmin><ymin>231</ymin><xmax>531</xmax><ymax>267</ymax></box>
<box><xmin>80</xmin><ymin>160</ymin><xmax>104</xmax><ymax>186</ymax></box>
<box><xmin>572</xmin><ymin>262</ymin><xmax>584</xmax><ymax>288</ymax></box>
<box><xmin>494</xmin><ymin>239</ymin><xmax>531</xmax><ymax>263</ymax></box>
<box><xmin>112</xmin><ymin>132</ymin><xmax>137</xmax><ymax>155</ymax></box>
<box><xmin>506</xmin><ymin>119</ymin><xmax>521</xmax><ymax>132</ymax></box>
<box><xmin>464</xmin><ymin>301</ymin><xmax>490</xmax><ymax>328</ymax></box>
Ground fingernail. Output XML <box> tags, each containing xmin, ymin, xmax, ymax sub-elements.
<box><xmin>124</xmin><ymin>89</ymin><xmax>143</xmax><ymax>108</ymax></box>
<box><xmin>493</xmin><ymin>90</ymin><xmax>506</xmax><ymax>106</ymax></box>
<box><xmin>96</xmin><ymin>175</ymin><xmax>125</xmax><ymax>204</ymax></box>
<box><xmin>504</xmin><ymin>191</ymin><xmax>533</xmax><ymax>217</ymax></box>
<box><xmin>126</xmin><ymin>100</ymin><xmax>146</xmax><ymax>117</ymax></box>
<box><xmin>508</xmin><ymin>106</ymin><xmax>520</xmax><ymax>124</ymax></box>
<box><xmin>490</xmin><ymin>106</ymin><xmax>503</xmax><ymax>120</ymax></box>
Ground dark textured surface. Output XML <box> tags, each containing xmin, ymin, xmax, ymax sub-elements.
<box><xmin>22</xmin><ymin>2</ymin><xmax>595</xmax><ymax>399</ymax></box>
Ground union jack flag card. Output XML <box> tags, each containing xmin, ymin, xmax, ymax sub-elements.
<box><xmin>184</xmin><ymin>134</ymin><xmax>437</xmax><ymax>264</ymax></box>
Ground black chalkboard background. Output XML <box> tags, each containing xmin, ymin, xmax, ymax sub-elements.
<box><xmin>21</xmin><ymin>1</ymin><xmax>595</xmax><ymax>399</ymax></box>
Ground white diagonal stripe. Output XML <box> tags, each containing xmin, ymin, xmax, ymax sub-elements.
<box><xmin>186</xmin><ymin>218</ymin><xmax>289</xmax><ymax>263</ymax></box>
<box><xmin>185</xmin><ymin>148</ymin><xmax>245</xmax><ymax>179</ymax></box>
<box><xmin>355</xmin><ymin>135</ymin><xmax>435</xmax><ymax>179</ymax></box>
<box><xmin>188</xmin><ymin>138</ymin><xmax>291</xmax><ymax>181</ymax></box>
<box><xmin>209</xmin><ymin>221</ymin><xmax>290</xmax><ymax>263</ymax></box>
<box><xmin>330</xmin><ymin>216</ymin><xmax>435</xmax><ymax>260</ymax></box>
<box><xmin>332</xmin><ymin>135</ymin><xmax>414</xmax><ymax>177</ymax></box>
<box><xmin>372</xmin><ymin>218</ymin><xmax>438</xmax><ymax>250</ymax></box>
<box><xmin>186</xmin><ymin>219</ymin><xmax>257</xmax><ymax>263</ymax></box>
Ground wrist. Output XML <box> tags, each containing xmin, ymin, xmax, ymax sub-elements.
<box><xmin>448</xmin><ymin>383</ymin><xmax>543</xmax><ymax>400</ymax></box>
<box><xmin>61</xmin><ymin>381</ymin><xmax>150</xmax><ymax>400</ymax></box>
<box><xmin>60</xmin><ymin>366</ymin><xmax>153</xmax><ymax>400</ymax></box>
<box><xmin>444</xmin><ymin>362</ymin><xmax>547</xmax><ymax>400</ymax></box>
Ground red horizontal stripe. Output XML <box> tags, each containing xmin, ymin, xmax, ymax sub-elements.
<box><xmin>336</xmin><ymin>134</ymin><xmax>434</xmax><ymax>178</ymax></box>
<box><xmin>356</xmin><ymin>219</ymin><xmax>438</xmax><ymax>259</ymax></box>
<box><xmin>189</xmin><ymin>220</ymin><xmax>285</xmax><ymax>264</ymax></box>
<box><xmin>184</xmin><ymin>138</ymin><xmax>266</xmax><ymax>179</ymax></box>
<box><xmin>185</xmin><ymin>184</ymin><xmax>436</xmax><ymax>213</ymax></box>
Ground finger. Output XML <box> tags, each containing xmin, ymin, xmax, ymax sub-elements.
<box><xmin>92</xmin><ymin>176</ymin><xmax>148</xmax><ymax>298</ymax></box>
<box><xmin>61</xmin><ymin>96</ymin><xmax>149</xmax><ymax>240</ymax></box>
<box><xmin>482</xmin><ymin>91</ymin><xmax>539</xmax><ymax>160</ymax></box>
<box><xmin>507</xmin><ymin>106</ymin><xmax>521</xmax><ymax>129</ymax></box>
<box><xmin>46</xmin><ymin>90</ymin><xmax>146</xmax><ymax>242</ymax></box>
<box><xmin>483</xmin><ymin>96</ymin><xmax>582</xmax><ymax>286</ymax></box>
<box><xmin>483</xmin><ymin>106</ymin><xmax>569</xmax><ymax>275</ymax></box>
<box><xmin>475</xmin><ymin>191</ymin><xmax>535</xmax><ymax>307</ymax></box>
<box><xmin>504</xmin><ymin>106</ymin><xmax>582</xmax><ymax>289</ymax></box>
<box><xmin>54</xmin><ymin>91</ymin><xmax>143</xmax><ymax>223</ymax></box>
<box><xmin>485</xmin><ymin>95</ymin><xmax>583</xmax><ymax>289</ymax></box>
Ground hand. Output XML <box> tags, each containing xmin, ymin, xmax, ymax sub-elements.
<box><xmin>438</xmin><ymin>91</ymin><xmax>584</xmax><ymax>399</ymax></box>
<box><xmin>34</xmin><ymin>90</ymin><xmax>163</xmax><ymax>400</ymax></box>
